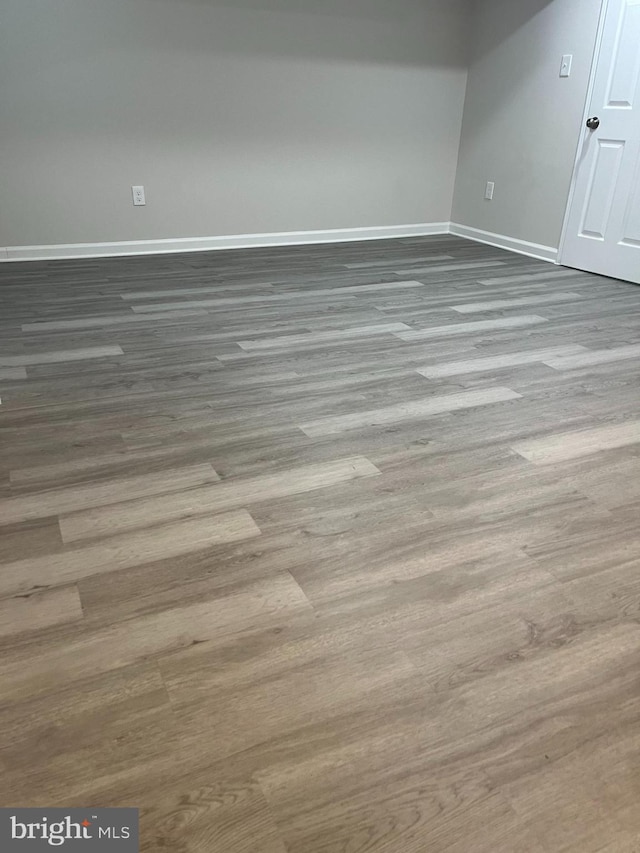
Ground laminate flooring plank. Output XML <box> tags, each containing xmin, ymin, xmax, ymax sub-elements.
<box><xmin>543</xmin><ymin>343</ymin><xmax>640</xmax><ymax>370</ymax></box>
<box><xmin>0</xmin><ymin>517</ymin><xmax>64</xmax><ymax>563</ymax></box>
<box><xmin>0</xmin><ymin>662</ymin><xmax>179</xmax><ymax>811</ymax></box>
<box><xmin>21</xmin><ymin>309</ymin><xmax>207</xmax><ymax>332</ymax></box>
<box><xmin>0</xmin><ymin>659</ymin><xmax>171</xmax><ymax>759</ymax></box>
<box><xmin>425</xmin><ymin>618</ymin><xmax>640</xmax><ymax>773</ymax></box>
<box><xmin>0</xmin><ymin>462</ymin><xmax>220</xmax><ymax>523</ymax></box>
<box><xmin>500</xmin><ymin>726</ymin><xmax>640</xmax><ymax>853</ymax></box>
<box><xmin>129</xmin><ymin>281</ymin><xmax>426</xmax><ymax>312</ymax></box>
<box><xmin>0</xmin><ymin>430</ymin><xmax>127</xmax><ymax>475</ymax></box>
<box><xmin>272</xmin><ymin>493</ymin><xmax>608</xmax><ymax>613</ymax></box>
<box><xmin>0</xmin><ymin>585</ymin><xmax>83</xmax><ymax>638</ymax></box>
<box><xmin>394</xmin><ymin>315</ymin><xmax>549</xmax><ymax>340</ymax></box>
<box><xmin>0</xmin><ymin>510</ymin><xmax>261</xmax><ymax>597</ymax></box>
<box><xmin>216</xmin><ymin>335</ymin><xmax>474</xmax><ymax>366</ymax></box>
<box><xmin>478</xmin><ymin>269</ymin><xmax>590</xmax><ymax>286</ymax></box>
<box><xmin>251</xmin><ymin>718</ymin><xmax>531</xmax><ymax>853</ymax></box>
<box><xmin>300</xmin><ymin>387</ymin><xmax>522</xmax><ymax>437</ymax></box>
<box><xmin>169</xmin><ymin>327</ymin><xmax>323</xmax><ymax>345</ymax></box>
<box><xmin>371</xmin><ymin>284</ymin><xmax>584</xmax><ymax>315</ymax></box>
<box><xmin>59</xmin><ymin>456</ymin><xmax>381</xmax><ymax>543</ymax></box>
<box><xmin>0</xmin><ymin>367</ymin><xmax>28</xmax><ymax>380</ymax></box>
<box><xmin>233</xmin><ymin>339</ymin><xmax>479</xmax><ymax>375</ymax></box>
<box><xmin>453</xmin><ymin>325</ymin><xmax>636</xmax><ymax>363</ymax></box>
<box><xmin>0</xmin><ymin>345</ymin><xmax>124</xmax><ymax>366</ymax></box>
<box><xmin>224</xmin><ymin>649</ymin><xmax>618</xmax><ymax>853</ymax></box>
<box><xmin>8</xmin><ymin>445</ymin><xmax>220</xmax><ymax>486</ymax></box>
<box><xmin>144</xmin><ymin>783</ymin><xmax>288</xmax><ymax>853</ymax></box>
<box><xmin>522</xmin><ymin>510</ymin><xmax>640</xmax><ymax>582</ymax></box>
<box><xmin>511</xmin><ymin>420</ymin><xmax>640</xmax><ymax>465</ymax></box>
<box><xmin>121</xmin><ymin>273</ymin><xmax>433</xmax><ymax>300</ymax></box>
<box><xmin>167</xmin><ymin>310</ymin><xmax>391</xmax><ymax>342</ymax></box>
<box><xmin>529</xmin><ymin>296</ymin><xmax>640</xmax><ymax>323</ymax></box>
<box><xmin>451</xmin><ymin>292</ymin><xmax>583</xmax><ymax>313</ymax></box>
<box><xmin>417</xmin><ymin>345</ymin><xmax>588</xmax><ymax>378</ymax></box>
<box><xmin>161</xmin><ymin>641</ymin><xmax>418</xmax><ymax>766</ymax></box>
<box><xmin>558</xmin><ymin>454</ymin><xmax>640</xmax><ymax>510</ymax></box>
<box><xmin>0</xmin><ymin>572</ymin><xmax>310</xmax><ymax>704</ymax></box>
<box><xmin>343</xmin><ymin>254</ymin><xmax>453</xmax><ymax>269</ymax></box>
<box><xmin>277</xmin><ymin>777</ymin><xmax>546</xmax><ymax>853</ymax></box>
<box><xmin>550</xmin><ymin>545</ymin><xmax>640</xmax><ymax>620</ymax></box>
<box><xmin>21</xmin><ymin>310</ymin><xmax>209</xmax><ymax>332</ymax></box>
<box><xmin>122</xmin><ymin>282</ymin><xmax>277</xmax><ymax>299</ymax></box>
<box><xmin>394</xmin><ymin>260</ymin><xmax>506</xmax><ymax>275</ymax></box>
<box><xmin>236</xmin><ymin>323</ymin><xmax>411</xmax><ymax>351</ymax></box>
<box><xmin>503</xmin><ymin>364</ymin><xmax>640</xmax><ymax>406</ymax></box>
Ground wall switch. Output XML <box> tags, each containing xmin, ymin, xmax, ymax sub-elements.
<box><xmin>560</xmin><ymin>54</ymin><xmax>573</xmax><ymax>77</ymax></box>
<box><xmin>132</xmin><ymin>185</ymin><xmax>146</xmax><ymax>206</ymax></box>
<box><xmin>485</xmin><ymin>181</ymin><xmax>495</xmax><ymax>201</ymax></box>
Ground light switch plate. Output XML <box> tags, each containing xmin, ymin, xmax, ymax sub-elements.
<box><xmin>560</xmin><ymin>54</ymin><xmax>573</xmax><ymax>78</ymax></box>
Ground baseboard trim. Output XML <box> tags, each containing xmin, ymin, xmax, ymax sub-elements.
<box><xmin>0</xmin><ymin>223</ymin><xmax>450</xmax><ymax>262</ymax></box>
<box><xmin>449</xmin><ymin>223</ymin><xmax>559</xmax><ymax>264</ymax></box>
<box><xmin>0</xmin><ymin>222</ymin><xmax>562</xmax><ymax>263</ymax></box>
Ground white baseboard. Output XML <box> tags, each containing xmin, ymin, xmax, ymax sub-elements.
<box><xmin>0</xmin><ymin>221</ymin><xmax>562</xmax><ymax>263</ymax></box>
<box><xmin>0</xmin><ymin>223</ymin><xmax>450</xmax><ymax>262</ymax></box>
<box><xmin>449</xmin><ymin>223</ymin><xmax>559</xmax><ymax>264</ymax></box>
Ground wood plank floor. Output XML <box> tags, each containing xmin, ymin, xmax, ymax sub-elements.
<box><xmin>1</xmin><ymin>236</ymin><xmax>640</xmax><ymax>852</ymax></box>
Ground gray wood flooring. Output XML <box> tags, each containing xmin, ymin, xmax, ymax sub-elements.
<box><xmin>1</xmin><ymin>235</ymin><xmax>640</xmax><ymax>852</ymax></box>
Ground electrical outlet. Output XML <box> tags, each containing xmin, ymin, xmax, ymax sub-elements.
<box><xmin>132</xmin><ymin>185</ymin><xmax>146</xmax><ymax>206</ymax></box>
<box><xmin>485</xmin><ymin>181</ymin><xmax>495</xmax><ymax>201</ymax></box>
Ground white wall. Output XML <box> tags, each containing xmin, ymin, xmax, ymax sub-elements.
<box><xmin>0</xmin><ymin>0</ymin><xmax>470</xmax><ymax>249</ymax></box>
<box><xmin>452</xmin><ymin>0</ymin><xmax>603</xmax><ymax>253</ymax></box>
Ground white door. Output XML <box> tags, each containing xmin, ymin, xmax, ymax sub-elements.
<box><xmin>561</xmin><ymin>0</ymin><xmax>640</xmax><ymax>284</ymax></box>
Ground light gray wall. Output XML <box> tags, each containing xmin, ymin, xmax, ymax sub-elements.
<box><xmin>452</xmin><ymin>0</ymin><xmax>603</xmax><ymax>251</ymax></box>
<box><xmin>0</xmin><ymin>0</ymin><xmax>470</xmax><ymax>248</ymax></box>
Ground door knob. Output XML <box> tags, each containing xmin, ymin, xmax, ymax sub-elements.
<box><xmin>586</xmin><ymin>116</ymin><xmax>600</xmax><ymax>130</ymax></box>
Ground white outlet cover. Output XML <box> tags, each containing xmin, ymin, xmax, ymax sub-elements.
<box><xmin>132</xmin><ymin>185</ymin><xmax>146</xmax><ymax>206</ymax></box>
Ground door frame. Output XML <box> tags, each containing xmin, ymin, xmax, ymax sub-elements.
<box><xmin>558</xmin><ymin>0</ymin><xmax>612</xmax><ymax>267</ymax></box>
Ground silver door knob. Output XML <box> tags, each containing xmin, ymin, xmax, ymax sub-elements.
<box><xmin>586</xmin><ymin>117</ymin><xmax>600</xmax><ymax>130</ymax></box>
